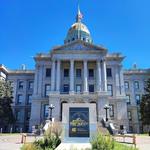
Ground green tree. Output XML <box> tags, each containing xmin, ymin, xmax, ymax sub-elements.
<box><xmin>0</xmin><ymin>80</ymin><xmax>15</xmax><ymax>131</ymax></box>
<box><xmin>140</xmin><ymin>78</ymin><xmax>150</xmax><ymax>132</ymax></box>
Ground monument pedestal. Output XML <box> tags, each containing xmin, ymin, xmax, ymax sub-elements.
<box><xmin>61</xmin><ymin>103</ymin><xmax>97</xmax><ymax>143</ymax></box>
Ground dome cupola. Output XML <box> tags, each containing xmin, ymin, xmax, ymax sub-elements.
<box><xmin>64</xmin><ymin>6</ymin><xmax>93</xmax><ymax>44</ymax></box>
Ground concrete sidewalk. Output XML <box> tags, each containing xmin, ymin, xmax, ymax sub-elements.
<box><xmin>55</xmin><ymin>143</ymin><xmax>91</xmax><ymax>150</ymax></box>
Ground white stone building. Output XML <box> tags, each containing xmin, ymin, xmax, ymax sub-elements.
<box><xmin>0</xmin><ymin>9</ymin><xmax>149</xmax><ymax>134</ymax></box>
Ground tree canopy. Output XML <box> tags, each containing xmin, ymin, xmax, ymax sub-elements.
<box><xmin>0</xmin><ymin>80</ymin><xmax>15</xmax><ymax>129</ymax></box>
<box><xmin>140</xmin><ymin>78</ymin><xmax>150</xmax><ymax>126</ymax></box>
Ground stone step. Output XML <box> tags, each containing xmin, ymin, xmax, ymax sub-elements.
<box><xmin>55</xmin><ymin>143</ymin><xmax>92</xmax><ymax>150</ymax></box>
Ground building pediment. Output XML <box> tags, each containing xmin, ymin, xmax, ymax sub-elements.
<box><xmin>52</xmin><ymin>40</ymin><xmax>107</xmax><ymax>52</ymax></box>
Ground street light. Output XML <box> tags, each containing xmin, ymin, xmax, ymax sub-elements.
<box><xmin>104</xmin><ymin>104</ymin><xmax>110</xmax><ymax>122</ymax></box>
<box><xmin>49</xmin><ymin>104</ymin><xmax>55</xmax><ymax>121</ymax></box>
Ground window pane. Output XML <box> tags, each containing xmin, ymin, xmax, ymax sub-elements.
<box><xmin>16</xmin><ymin>111</ymin><xmax>21</xmax><ymax>121</ymax></box>
<box><xmin>17</xmin><ymin>95</ymin><xmax>23</xmax><ymax>104</ymax></box>
<box><xmin>124</xmin><ymin>81</ymin><xmax>129</xmax><ymax>89</ymax></box>
<box><xmin>135</xmin><ymin>94</ymin><xmax>140</xmax><ymax>105</ymax></box>
<box><xmin>128</xmin><ymin>111</ymin><xmax>132</xmax><ymax>120</ymax></box>
<box><xmin>107</xmin><ymin>84</ymin><xmax>113</xmax><ymax>96</ymax></box>
<box><xmin>138</xmin><ymin>111</ymin><xmax>141</xmax><ymax>120</ymax></box>
<box><xmin>76</xmin><ymin>69</ymin><xmax>81</xmax><ymax>77</ymax></box>
<box><xmin>27</xmin><ymin>94</ymin><xmax>32</xmax><ymax>104</ymax></box>
<box><xmin>64</xmin><ymin>69</ymin><xmax>69</xmax><ymax>77</ymax></box>
<box><xmin>45</xmin><ymin>84</ymin><xmax>51</xmax><ymax>97</ymax></box>
<box><xmin>107</xmin><ymin>68</ymin><xmax>112</xmax><ymax>77</ymax></box>
<box><xmin>63</xmin><ymin>84</ymin><xmax>69</xmax><ymax>93</ymax></box>
<box><xmin>18</xmin><ymin>81</ymin><xmax>23</xmax><ymax>89</ymax></box>
<box><xmin>44</xmin><ymin>105</ymin><xmax>49</xmax><ymax>118</ymax></box>
<box><xmin>46</xmin><ymin>68</ymin><xmax>51</xmax><ymax>77</ymax></box>
<box><xmin>134</xmin><ymin>81</ymin><xmax>139</xmax><ymax>89</ymax></box>
<box><xmin>76</xmin><ymin>85</ymin><xmax>81</xmax><ymax>93</ymax></box>
<box><xmin>126</xmin><ymin>95</ymin><xmax>131</xmax><ymax>105</ymax></box>
<box><xmin>89</xmin><ymin>84</ymin><xmax>94</xmax><ymax>92</ymax></box>
<box><xmin>89</xmin><ymin>69</ymin><xmax>94</xmax><ymax>78</ymax></box>
<box><xmin>29</xmin><ymin>81</ymin><xmax>33</xmax><ymax>89</ymax></box>
<box><xmin>26</xmin><ymin>111</ymin><xmax>31</xmax><ymax>121</ymax></box>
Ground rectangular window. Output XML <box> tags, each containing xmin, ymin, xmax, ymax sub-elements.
<box><xmin>45</xmin><ymin>84</ymin><xmax>51</xmax><ymax>97</ymax></box>
<box><xmin>63</xmin><ymin>84</ymin><xmax>69</xmax><ymax>93</ymax></box>
<box><xmin>76</xmin><ymin>69</ymin><xmax>81</xmax><ymax>78</ymax></box>
<box><xmin>107</xmin><ymin>84</ymin><xmax>113</xmax><ymax>96</ymax></box>
<box><xmin>88</xmin><ymin>69</ymin><xmax>94</xmax><ymax>78</ymax></box>
<box><xmin>124</xmin><ymin>81</ymin><xmax>129</xmax><ymax>89</ymax></box>
<box><xmin>138</xmin><ymin>111</ymin><xmax>141</xmax><ymax>120</ymax></box>
<box><xmin>76</xmin><ymin>84</ymin><xmax>81</xmax><ymax>93</ymax></box>
<box><xmin>134</xmin><ymin>81</ymin><xmax>139</xmax><ymax>89</ymax></box>
<box><xmin>129</xmin><ymin>126</ymin><xmax>133</xmax><ymax>132</ymax></box>
<box><xmin>126</xmin><ymin>95</ymin><xmax>131</xmax><ymax>105</ymax></box>
<box><xmin>44</xmin><ymin>104</ymin><xmax>49</xmax><ymax>118</ymax></box>
<box><xmin>18</xmin><ymin>81</ymin><xmax>23</xmax><ymax>89</ymax></box>
<box><xmin>128</xmin><ymin>111</ymin><xmax>132</xmax><ymax>120</ymax></box>
<box><xmin>64</xmin><ymin>69</ymin><xmax>69</xmax><ymax>77</ymax></box>
<box><xmin>28</xmin><ymin>81</ymin><xmax>33</xmax><ymax>89</ymax></box>
<box><xmin>89</xmin><ymin>84</ymin><xmax>94</xmax><ymax>93</ymax></box>
<box><xmin>17</xmin><ymin>94</ymin><xmax>23</xmax><ymax>104</ymax></box>
<box><xmin>107</xmin><ymin>68</ymin><xmax>112</xmax><ymax>77</ymax></box>
<box><xmin>109</xmin><ymin>104</ymin><xmax>114</xmax><ymax>117</ymax></box>
<box><xmin>16</xmin><ymin>111</ymin><xmax>21</xmax><ymax>121</ymax></box>
<box><xmin>46</xmin><ymin>68</ymin><xmax>51</xmax><ymax>77</ymax></box>
<box><xmin>27</xmin><ymin>94</ymin><xmax>32</xmax><ymax>104</ymax></box>
<box><xmin>26</xmin><ymin>111</ymin><xmax>31</xmax><ymax>121</ymax></box>
<box><xmin>135</xmin><ymin>94</ymin><xmax>140</xmax><ymax>105</ymax></box>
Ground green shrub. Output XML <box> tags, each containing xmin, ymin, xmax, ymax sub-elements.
<box><xmin>34</xmin><ymin>135</ymin><xmax>61</xmax><ymax>150</ymax></box>
<box><xmin>91</xmin><ymin>133</ymin><xmax>114</xmax><ymax>150</ymax></box>
<box><xmin>21</xmin><ymin>122</ymin><xmax>62</xmax><ymax>150</ymax></box>
<box><xmin>90</xmin><ymin>132</ymin><xmax>138</xmax><ymax>150</ymax></box>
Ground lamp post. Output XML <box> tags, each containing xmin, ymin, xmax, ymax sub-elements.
<box><xmin>104</xmin><ymin>104</ymin><xmax>110</xmax><ymax>122</ymax></box>
<box><xmin>49</xmin><ymin>104</ymin><xmax>55</xmax><ymax>121</ymax></box>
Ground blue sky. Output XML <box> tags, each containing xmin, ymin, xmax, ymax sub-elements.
<box><xmin>0</xmin><ymin>0</ymin><xmax>150</xmax><ymax>69</ymax></box>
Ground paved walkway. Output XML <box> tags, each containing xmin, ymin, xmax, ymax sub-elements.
<box><xmin>136</xmin><ymin>135</ymin><xmax>150</xmax><ymax>150</ymax></box>
<box><xmin>0</xmin><ymin>134</ymin><xmax>150</xmax><ymax>150</ymax></box>
<box><xmin>0</xmin><ymin>134</ymin><xmax>22</xmax><ymax>150</ymax></box>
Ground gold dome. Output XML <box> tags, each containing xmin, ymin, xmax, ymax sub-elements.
<box><xmin>69</xmin><ymin>22</ymin><xmax>90</xmax><ymax>35</ymax></box>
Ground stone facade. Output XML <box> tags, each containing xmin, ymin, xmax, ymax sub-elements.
<box><xmin>0</xmin><ymin>9</ymin><xmax>149</xmax><ymax>133</ymax></box>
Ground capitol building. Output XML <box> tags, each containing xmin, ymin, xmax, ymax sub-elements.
<box><xmin>0</xmin><ymin>8</ymin><xmax>150</xmax><ymax>135</ymax></box>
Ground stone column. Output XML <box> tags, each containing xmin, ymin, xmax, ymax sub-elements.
<box><xmin>70</xmin><ymin>60</ymin><xmax>74</xmax><ymax>94</ymax></box>
<box><xmin>56</xmin><ymin>60</ymin><xmax>61</xmax><ymax>92</ymax></box>
<box><xmin>51</xmin><ymin>60</ymin><xmax>56</xmax><ymax>91</ymax></box>
<box><xmin>96</xmin><ymin>60</ymin><xmax>102</xmax><ymax>92</ymax></box>
<box><xmin>83</xmin><ymin>60</ymin><xmax>88</xmax><ymax>94</ymax></box>
<box><xmin>119</xmin><ymin>65</ymin><xmax>125</xmax><ymax>96</ymax></box>
<box><xmin>102</xmin><ymin>59</ymin><xmax>107</xmax><ymax>91</ymax></box>
<box><xmin>115</xmin><ymin>65</ymin><xmax>121</xmax><ymax>96</ymax></box>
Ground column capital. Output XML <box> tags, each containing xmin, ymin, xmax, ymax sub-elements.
<box><xmin>57</xmin><ymin>59</ymin><xmax>61</xmax><ymax>63</ymax></box>
<box><xmin>51</xmin><ymin>58</ymin><xmax>56</xmax><ymax>62</ymax></box>
<box><xmin>70</xmin><ymin>59</ymin><xmax>74</xmax><ymax>63</ymax></box>
<box><xmin>100</xmin><ymin>58</ymin><xmax>106</xmax><ymax>63</ymax></box>
<box><xmin>84</xmin><ymin>59</ymin><xmax>88</xmax><ymax>62</ymax></box>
